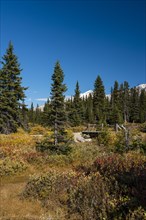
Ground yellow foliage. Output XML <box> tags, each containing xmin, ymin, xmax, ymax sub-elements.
<box><xmin>29</xmin><ymin>125</ymin><xmax>48</xmax><ymax>135</ymax></box>
<box><xmin>65</xmin><ymin>129</ymin><xmax>74</xmax><ymax>140</ymax></box>
<box><xmin>0</xmin><ymin>132</ymin><xmax>36</xmax><ymax>158</ymax></box>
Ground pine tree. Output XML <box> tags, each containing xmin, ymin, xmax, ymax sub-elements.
<box><xmin>28</xmin><ymin>102</ymin><xmax>35</xmax><ymax>125</ymax></box>
<box><xmin>104</xmin><ymin>96</ymin><xmax>111</xmax><ymax>124</ymax></box>
<box><xmin>139</xmin><ymin>89</ymin><xmax>146</xmax><ymax>123</ymax></box>
<box><xmin>66</xmin><ymin>97</ymin><xmax>74</xmax><ymax>125</ymax></box>
<box><xmin>42</xmin><ymin>99</ymin><xmax>51</xmax><ymax>126</ymax></box>
<box><xmin>71</xmin><ymin>81</ymin><xmax>83</xmax><ymax>126</ymax></box>
<box><xmin>35</xmin><ymin>104</ymin><xmax>42</xmax><ymax>124</ymax></box>
<box><xmin>110</xmin><ymin>81</ymin><xmax>123</xmax><ymax>124</ymax></box>
<box><xmin>50</xmin><ymin>61</ymin><xmax>67</xmax><ymax>146</ymax></box>
<box><xmin>119</xmin><ymin>81</ymin><xmax>130</xmax><ymax>123</ymax></box>
<box><xmin>93</xmin><ymin>75</ymin><xmax>105</xmax><ymax>123</ymax></box>
<box><xmin>129</xmin><ymin>87</ymin><xmax>139</xmax><ymax>123</ymax></box>
<box><xmin>85</xmin><ymin>94</ymin><xmax>94</xmax><ymax>123</ymax></box>
<box><xmin>0</xmin><ymin>42</ymin><xmax>27</xmax><ymax>134</ymax></box>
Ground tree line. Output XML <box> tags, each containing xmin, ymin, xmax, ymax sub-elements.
<box><xmin>29</xmin><ymin>75</ymin><xmax>146</xmax><ymax>127</ymax></box>
<box><xmin>1</xmin><ymin>43</ymin><xmax>146</xmax><ymax>136</ymax></box>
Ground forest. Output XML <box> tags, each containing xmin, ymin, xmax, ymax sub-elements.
<box><xmin>0</xmin><ymin>43</ymin><xmax>146</xmax><ymax>219</ymax></box>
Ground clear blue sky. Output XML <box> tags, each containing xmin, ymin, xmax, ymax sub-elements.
<box><xmin>1</xmin><ymin>0</ymin><xmax>146</xmax><ymax>107</ymax></box>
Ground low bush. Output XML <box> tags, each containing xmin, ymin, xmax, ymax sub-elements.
<box><xmin>126</xmin><ymin>207</ymin><xmax>146</xmax><ymax>219</ymax></box>
<box><xmin>68</xmin><ymin>153</ymin><xmax>146</xmax><ymax>219</ymax></box>
<box><xmin>96</xmin><ymin>129</ymin><xmax>116</xmax><ymax>147</ymax></box>
<box><xmin>0</xmin><ymin>132</ymin><xmax>35</xmax><ymax>158</ymax></box>
<box><xmin>68</xmin><ymin>173</ymin><xmax>112</xmax><ymax>220</ymax></box>
<box><xmin>0</xmin><ymin>158</ymin><xmax>27</xmax><ymax>176</ymax></box>
<box><xmin>92</xmin><ymin>153</ymin><xmax>146</xmax><ymax>209</ymax></box>
<box><xmin>29</xmin><ymin>125</ymin><xmax>48</xmax><ymax>135</ymax></box>
<box><xmin>70</xmin><ymin>142</ymin><xmax>100</xmax><ymax>166</ymax></box>
<box><xmin>140</xmin><ymin>122</ymin><xmax>146</xmax><ymax>133</ymax></box>
<box><xmin>22</xmin><ymin>170</ymin><xmax>77</xmax><ymax>204</ymax></box>
<box><xmin>36</xmin><ymin>137</ymin><xmax>72</xmax><ymax>155</ymax></box>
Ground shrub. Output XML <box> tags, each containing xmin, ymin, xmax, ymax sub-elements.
<box><xmin>92</xmin><ymin>153</ymin><xmax>146</xmax><ymax>210</ymax></box>
<box><xmin>0</xmin><ymin>132</ymin><xmax>35</xmax><ymax>158</ymax></box>
<box><xmin>0</xmin><ymin>158</ymin><xmax>27</xmax><ymax>176</ymax></box>
<box><xmin>68</xmin><ymin>173</ymin><xmax>112</xmax><ymax>220</ymax></box>
<box><xmin>29</xmin><ymin>125</ymin><xmax>48</xmax><ymax>135</ymax></box>
<box><xmin>130</xmin><ymin>133</ymin><xmax>146</xmax><ymax>153</ymax></box>
<box><xmin>140</xmin><ymin>122</ymin><xmax>146</xmax><ymax>133</ymax></box>
<box><xmin>68</xmin><ymin>153</ymin><xmax>146</xmax><ymax>219</ymax></box>
<box><xmin>71</xmin><ymin>126</ymin><xmax>85</xmax><ymax>133</ymax></box>
<box><xmin>22</xmin><ymin>151</ymin><xmax>43</xmax><ymax>164</ymax></box>
<box><xmin>70</xmin><ymin>142</ymin><xmax>100</xmax><ymax>166</ymax></box>
<box><xmin>96</xmin><ymin>129</ymin><xmax>115</xmax><ymax>147</ymax></box>
<box><xmin>126</xmin><ymin>207</ymin><xmax>146</xmax><ymax>220</ymax></box>
<box><xmin>36</xmin><ymin>137</ymin><xmax>72</xmax><ymax>155</ymax></box>
<box><xmin>22</xmin><ymin>170</ymin><xmax>77</xmax><ymax>204</ymax></box>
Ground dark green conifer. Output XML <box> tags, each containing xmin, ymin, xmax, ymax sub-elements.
<box><xmin>129</xmin><ymin>87</ymin><xmax>139</xmax><ymax>123</ymax></box>
<box><xmin>139</xmin><ymin>89</ymin><xmax>146</xmax><ymax>123</ymax></box>
<box><xmin>0</xmin><ymin>42</ymin><xmax>27</xmax><ymax>134</ymax></box>
<box><xmin>42</xmin><ymin>99</ymin><xmax>51</xmax><ymax>126</ymax></box>
<box><xmin>111</xmin><ymin>81</ymin><xmax>123</xmax><ymax>124</ymax></box>
<box><xmin>35</xmin><ymin>104</ymin><xmax>42</xmax><ymax>124</ymax></box>
<box><xmin>50</xmin><ymin>61</ymin><xmax>67</xmax><ymax>146</ymax></box>
<box><xmin>28</xmin><ymin>102</ymin><xmax>35</xmax><ymax>125</ymax></box>
<box><xmin>71</xmin><ymin>81</ymin><xmax>83</xmax><ymax>126</ymax></box>
<box><xmin>93</xmin><ymin>75</ymin><xmax>105</xmax><ymax>123</ymax></box>
<box><xmin>85</xmin><ymin>93</ymin><xmax>94</xmax><ymax>123</ymax></box>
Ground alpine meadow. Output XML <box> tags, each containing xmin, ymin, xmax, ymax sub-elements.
<box><xmin>0</xmin><ymin>0</ymin><xmax>146</xmax><ymax>219</ymax></box>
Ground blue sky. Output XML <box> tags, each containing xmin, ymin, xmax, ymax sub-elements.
<box><xmin>1</xmin><ymin>0</ymin><xmax>146</xmax><ymax>107</ymax></box>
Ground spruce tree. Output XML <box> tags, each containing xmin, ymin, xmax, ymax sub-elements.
<box><xmin>35</xmin><ymin>104</ymin><xmax>42</xmax><ymax>124</ymax></box>
<box><xmin>139</xmin><ymin>89</ymin><xmax>146</xmax><ymax>123</ymax></box>
<box><xmin>66</xmin><ymin>97</ymin><xmax>74</xmax><ymax>125</ymax></box>
<box><xmin>119</xmin><ymin>81</ymin><xmax>130</xmax><ymax>123</ymax></box>
<box><xmin>129</xmin><ymin>87</ymin><xmax>139</xmax><ymax>123</ymax></box>
<box><xmin>0</xmin><ymin>42</ymin><xmax>27</xmax><ymax>134</ymax></box>
<box><xmin>123</xmin><ymin>81</ymin><xmax>130</xmax><ymax>123</ymax></box>
<box><xmin>93</xmin><ymin>75</ymin><xmax>105</xmax><ymax>123</ymax></box>
<box><xmin>85</xmin><ymin>94</ymin><xmax>94</xmax><ymax>123</ymax></box>
<box><xmin>42</xmin><ymin>99</ymin><xmax>51</xmax><ymax>126</ymax></box>
<box><xmin>111</xmin><ymin>81</ymin><xmax>123</xmax><ymax>124</ymax></box>
<box><xmin>28</xmin><ymin>102</ymin><xmax>35</xmax><ymax>125</ymax></box>
<box><xmin>71</xmin><ymin>81</ymin><xmax>83</xmax><ymax>126</ymax></box>
<box><xmin>50</xmin><ymin>61</ymin><xmax>67</xmax><ymax>146</ymax></box>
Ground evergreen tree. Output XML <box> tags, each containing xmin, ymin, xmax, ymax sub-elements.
<box><xmin>28</xmin><ymin>102</ymin><xmax>35</xmax><ymax>125</ymax></box>
<box><xmin>0</xmin><ymin>42</ymin><xmax>27</xmax><ymax>134</ymax></box>
<box><xmin>123</xmin><ymin>81</ymin><xmax>130</xmax><ymax>123</ymax></box>
<box><xmin>66</xmin><ymin>96</ymin><xmax>74</xmax><ymax>125</ymax></box>
<box><xmin>35</xmin><ymin>104</ymin><xmax>42</xmax><ymax>124</ymax></box>
<box><xmin>139</xmin><ymin>89</ymin><xmax>146</xmax><ymax>123</ymax></box>
<box><xmin>111</xmin><ymin>81</ymin><xmax>123</xmax><ymax>124</ymax></box>
<box><xmin>119</xmin><ymin>81</ymin><xmax>130</xmax><ymax>123</ymax></box>
<box><xmin>71</xmin><ymin>81</ymin><xmax>83</xmax><ymax>126</ymax></box>
<box><xmin>85</xmin><ymin>93</ymin><xmax>94</xmax><ymax>123</ymax></box>
<box><xmin>50</xmin><ymin>61</ymin><xmax>67</xmax><ymax>146</ymax></box>
<box><xmin>93</xmin><ymin>75</ymin><xmax>105</xmax><ymax>123</ymax></box>
<box><xmin>104</xmin><ymin>96</ymin><xmax>111</xmax><ymax>124</ymax></box>
<box><xmin>42</xmin><ymin>99</ymin><xmax>51</xmax><ymax>126</ymax></box>
<box><xmin>129</xmin><ymin>87</ymin><xmax>139</xmax><ymax>123</ymax></box>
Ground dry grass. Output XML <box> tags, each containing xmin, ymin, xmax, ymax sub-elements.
<box><xmin>0</xmin><ymin>176</ymin><xmax>67</xmax><ymax>220</ymax></box>
<box><xmin>0</xmin><ymin>126</ymin><xmax>145</xmax><ymax>219</ymax></box>
<box><xmin>0</xmin><ymin>177</ymin><xmax>44</xmax><ymax>219</ymax></box>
